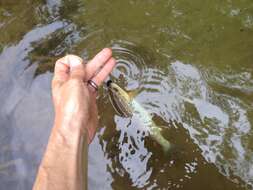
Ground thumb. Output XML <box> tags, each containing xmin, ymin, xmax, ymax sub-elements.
<box><xmin>65</xmin><ymin>55</ymin><xmax>85</xmax><ymax>80</ymax></box>
<box><xmin>52</xmin><ymin>56</ymin><xmax>70</xmax><ymax>90</ymax></box>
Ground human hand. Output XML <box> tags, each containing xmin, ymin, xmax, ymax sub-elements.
<box><xmin>52</xmin><ymin>48</ymin><xmax>116</xmax><ymax>143</ymax></box>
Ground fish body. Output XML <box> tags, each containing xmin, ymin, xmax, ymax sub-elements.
<box><xmin>107</xmin><ymin>81</ymin><xmax>172</xmax><ymax>153</ymax></box>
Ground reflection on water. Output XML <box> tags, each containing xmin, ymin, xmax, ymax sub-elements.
<box><xmin>1</xmin><ymin>0</ymin><xmax>253</xmax><ymax>189</ymax></box>
<box><xmin>0</xmin><ymin>21</ymin><xmax>63</xmax><ymax>189</ymax></box>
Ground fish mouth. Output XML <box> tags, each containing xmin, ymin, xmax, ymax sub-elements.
<box><xmin>106</xmin><ymin>80</ymin><xmax>119</xmax><ymax>93</ymax></box>
<box><xmin>107</xmin><ymin>80</ymin><xmax>119</xmax><ymax>94</ymax></box>
<box><xmin>107</xmin><ymin>80</ymin><xmax>113</xmax><ymax>87</ymax></box>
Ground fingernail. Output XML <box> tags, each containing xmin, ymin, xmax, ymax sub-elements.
<box><xmin>65</xmin><ymin>55</ymin><xmax>83</xmax><ymax>68</ymax></box>
<box><xmin>102</xmin><ymin>48</ymin><xmax>112</xmax><ymax>56</ymax></box>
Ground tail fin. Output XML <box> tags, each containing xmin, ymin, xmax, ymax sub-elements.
<box><xmin>162</xmin><ymin>141</ymin><xmax>174</xmax><ymax>154</ymax></box>
<box><xmin>151</xmin><ymin>126</ymin><xmax>174</xmax><ymax>154</ymax></box>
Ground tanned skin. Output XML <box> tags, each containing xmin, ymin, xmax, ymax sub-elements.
<box><xmin>33</xmin><ymin>48</ymin><xmax>116</xmax><ymax>190</ymax></box>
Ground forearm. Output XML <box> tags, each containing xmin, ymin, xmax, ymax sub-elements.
<box><xmin>33</xmin><ymin>50</ymin><xmax>114</xmax><ymax>190</ymax></box>
<box><xmin>33</xmin><ymin>116</ymin><xmax>88</xmax><ymax>190</ymax></box>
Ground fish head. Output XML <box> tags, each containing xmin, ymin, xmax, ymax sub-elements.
<box><xmin>107</xmin><ymin>80</ymin><xmax>133</xmax><ymax>117</ymax></box>
<box><xmin>107</xmin><ymin>80</ymin><xmax>131</xmax><ymax>102</ymax></box>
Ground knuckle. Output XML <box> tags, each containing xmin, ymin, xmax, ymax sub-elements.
<box><xmin>68</xmin><ymin>78</ymin><xmax>83</xmax><ymax>85</ymax></box>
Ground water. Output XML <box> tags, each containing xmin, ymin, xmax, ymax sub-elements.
<box><xmin>0</xmin><ymin>0</ymin><xmax>253</xmax><ymax>189</ymax></box>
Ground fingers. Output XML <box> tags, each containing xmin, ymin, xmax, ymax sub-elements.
<box><xmin>85</xmin><ymin>48</ymin><xmax>112</xmax><ymax>80</ymax></box>
<box><xmin>52</xmin><ymin>49</ymin><xmax>116</xmax><ymax>93</ymax></box>
<box><xmin>91</xmin><ymin>57</ymin><xmax>116</xmax><ymax>86</ymax></box>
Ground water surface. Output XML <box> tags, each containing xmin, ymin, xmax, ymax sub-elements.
<box><xmin>0</xmin><ymin>0</ymin><xmax>253</xmax><ymax>189</ymax></box>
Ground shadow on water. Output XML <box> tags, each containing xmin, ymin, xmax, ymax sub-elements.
<box><xmin>0</xmin><ymin>0</ymin><xmax>253</xmax><ymax>190</ymax></box>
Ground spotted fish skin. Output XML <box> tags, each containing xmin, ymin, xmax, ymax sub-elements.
<box><xmin>107</xmin><ymin>80</ymin><xmax>172</xmax><ymax>153</ymax></box>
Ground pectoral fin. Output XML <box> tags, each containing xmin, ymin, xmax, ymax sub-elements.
<box><xmin>127</xmin><ymin>89</ymin><xmax>141</xmax><ymax>100</ymax></box>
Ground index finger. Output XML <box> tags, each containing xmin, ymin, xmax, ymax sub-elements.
<box><xmin>85</xmin><ymin>48</ymin><xmax>113</xmax><ymax>80</ymax></box>
<box><xmin>91</xmin><ymin>57</ymin><xmax>116</xmax><ymax>86</ymax></box>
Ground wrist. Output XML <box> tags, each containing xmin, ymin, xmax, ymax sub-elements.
<box><xmin>52</xmin><ymin>113</ymin><xmax>89</xmax><ymax>146</ymax></box>
<box><xmin>55</xmin><ymin>110</ymin><xmax>88</xmax><ymax>131</ymax></box>
<box><xmin>35</xmin><ymin>115</ymin><xmax>88</xmax><ymax>190</ymax></box>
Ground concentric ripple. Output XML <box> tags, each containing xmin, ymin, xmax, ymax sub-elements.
<box><xmin>100</xmin><ymin>41</ymin><xmax>253</xmax><ymax>189</ymax></box>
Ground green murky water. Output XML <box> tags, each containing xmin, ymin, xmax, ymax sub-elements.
<box><xmin>0</xmin><ymin>0</ymin><xmax>253</xmax><ymax>189</ymax></box>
